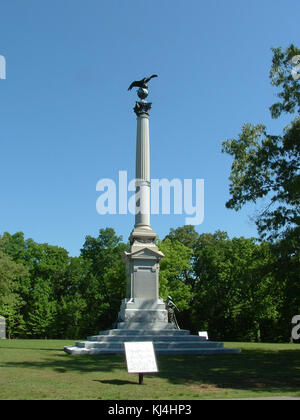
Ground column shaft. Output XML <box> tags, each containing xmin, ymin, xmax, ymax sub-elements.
<box><xmin>135</xmin><ymin>113</ymin><xmax>151</xmax><ymax>229</ymax></box>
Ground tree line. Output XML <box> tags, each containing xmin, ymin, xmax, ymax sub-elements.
<box><xmin>0</xmin><ymin>225</ymin><xmax>297</xmax><ymax>342</ymax></box>
<box><xmin>0</xmin><ymin>44</ymin><xmax>299</xmax><ymax>342</ymax></box>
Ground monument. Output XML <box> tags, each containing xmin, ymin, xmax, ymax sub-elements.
<box><xmin>64</xmin><ymin>76</ymin><xmax>240</xmax><ymax>355</ymax></box>
<box><xmin>116</xmin><ymin>78</ymin><xmax>169</xmax><ymax>331</ymax></box>
<box><xmin>0</xmin><ymin>316</ymin><xmax>6</xmax><ymax>339</ymax></box>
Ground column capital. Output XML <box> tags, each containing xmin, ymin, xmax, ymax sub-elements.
<box><xmin>134</xmin><ymin>101</ymin><xmax>152</xmax><ymax>116</ymax></box>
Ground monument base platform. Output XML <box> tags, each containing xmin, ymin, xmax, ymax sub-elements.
<box><xmin>64</xmin><ymin>327</ymin><xmax>241</xmax><ymax>355</ymax></box>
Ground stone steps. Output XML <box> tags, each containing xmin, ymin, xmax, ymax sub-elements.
<box><xmin>87</xmin><ymin>335</ymin><xmax>206</xmax><ymax>342</ymax></box>
<box><xmin>64</xmin><ymin>345</ymin><xmax>240</xmax><ymax>355</ymax></box>
<box><xmin>96</xmin><ymin>328</ymin><xmax>191</xmax><ymax>336</ymax></box>
<box><xmin>115</xmin><ymin>322</ymin><xmax>182</xmax><ymax>330</ymax></box>
<box><xmin>64</xmin><ymin>328</ymin><xmax>241</xmax><ymax>355</ymax></box>
<box><xmin>75</xmin><ymin>340</ymin><xmax>224</xmax><ymax>350</ymax></box>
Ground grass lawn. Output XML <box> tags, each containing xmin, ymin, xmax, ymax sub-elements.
<box><xmin>0</xmin><ymin>339</ymin><xmax>299</xmax><ymax>400</ymax></box>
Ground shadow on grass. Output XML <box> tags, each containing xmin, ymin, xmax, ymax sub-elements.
<box><xmin>95</xmin><ymin>379</ymin><xmax>138</xmax><ymax>386</ymax></box>
<box><xmin>156</xmin><ymin>349</ymin><xmax>300</xmax><ymax>394</ymax></box>
<box><xmin>1</xmin><ymin>345</ymin><xmax>300</xmax><ymax>394</ymax></box>
<box><xmin>0</xmin><ymin>347</ymin><xmax>63</xmax><ymax>352</ymax></box>
<box><xmin>1</xmin><ymin>353</ymin><xmax>126</xmax><ymax>374</ymax></box>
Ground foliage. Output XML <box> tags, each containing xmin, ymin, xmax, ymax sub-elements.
<box><xmin>221</xmin><ymin>44</ymin><xmax>300</xmax><ymax>339</ymax></box>
<box><xmin>80</xmin><ymin>228</ymin><xmax>127</xmax><ymax>332</ymax></box>
<box><xmin>0</xmin><ymin>226</ymin><xmax>294</xmax><ymax>342</ymax></box>
<box><xmin>165</xmin><ymin>225</ymin><xmax>200</xmax><ymax>250</ymax></box>
<box><xmin>222</xmin><ymin>44</ymin><xmax>300</xmax><ymax>242</ymax></box>
<box><xmin>0</xmin><ymin>229</ymin><xmax>127</xmax><ymax>338</ymax></box>
<box><xmin>0</xmin><ymin>251</ymin><xmax>29</xmax><ymax>337</ymax></box>
<box><xmin>192</xmin><ymin>233</ymin><xmax>278</xmax><ymax>341</ymax></box>
<box><xmin>269</xmin><ymin>44</ymin><xmax>300</xmax><ymax>118</ymax></box>
<box><xmin>158</xmin><ymin>238</ymin><xmax>194</xmax><ymax>310</ymax></box>
<box><xmin>222</xmin><ymin>120</ymin><xmax>300</xmax><ymax>241</ymax></box>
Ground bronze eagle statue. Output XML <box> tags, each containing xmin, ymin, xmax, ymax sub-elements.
<box><xmin>128</xmin><ymin>74</ymin><xmax>158</xmax><ymax>91</ymax></box>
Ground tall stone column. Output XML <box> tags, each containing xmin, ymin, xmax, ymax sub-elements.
<box><xmin>134</xmin><ymin>101</ymin><xmax>151</xmax><ymax>229</ymax></box>
<box><xmin>130</xmin><ymin>96</ymin><xmax>156</xmax><ymax>239</ymax></box>
<box><xmin>116</xmin><ymin>88</ymin><xmax>171</xmax><ymax>330</ymax></box>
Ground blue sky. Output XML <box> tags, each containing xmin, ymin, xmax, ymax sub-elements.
<box><xmin>0</xmin><ymin>0</ymin><xmax>299</xmax><ymax>255</ymax></box>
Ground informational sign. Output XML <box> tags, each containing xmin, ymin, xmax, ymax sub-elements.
<box><xmin>198</xmin><ymin>331</ymin><xmax>208</xmax><ymax>340</ymax></box>
<box><xmin>124</xmin><ymin>341</ymin><xmax>158</xmax><ymax>374</ymax></box>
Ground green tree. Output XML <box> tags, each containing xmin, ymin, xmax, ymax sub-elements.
<box><xmin>25</xmin><ymin>277</ymin><xmax>56</xmax><ymax>338</ymax></box>
<box><xmin>192</xmin><ymin>233</ymin><xmax>278</xmax><ymax>341</ymax></box>
<box><xmin>54</xmin><ymin>256</ymin><xmax>89</xmax><ymax>339</ymax></box>
<box><xmin>165</xmin><ymin>225</ymin><xmax>200</xmax><ymax>250</ymax></box>
<box><xmin>23</xmin><ymin>240</ymin><xmax>71</xmax><ymax>338</ymax></box>
<box><xmin>222</xmin><ymin>44</ymin><xmax>300</xmax><ymax>339</ymax></box>
<box><xmin>0</xmin><ymin>232</ymin><xmax>26</xmax><ymax>263</ymax></box>
<box><xmin>222</xmin><ymin>44</ymin><xmax>299</xmax><ymax>242</ymax></box>
<box><xmin>0</xmin><ymin>251</ymin><xmax>29</xmax><ymax>337</ymax></box>
<box><xmin>164</xmin><ymin>225</ymin><xmax>200</xmax><ymax>294</ymax></box>
<box><xmin>269</xmin><ymin>44</ymin><xmax>300</xmax><ymax>118</ymax></box>
<box><xmin>222</xmin><ymin>120</ymin><xmax>300</xmax><ymax>241</ymax></box>
<box><xmin>158</xmin><ymin>238</ymin><xmax>194</xmax><ymax>310</ymax></box>
<box><xmin>80</xmin><ymin>228</ymin><xmax>127</xmax><ymax>331</ymax></box>
<box><xmin>0</xmin><ymin>232</ymin><xmax>83</xmax><ymax>338</ymax></box>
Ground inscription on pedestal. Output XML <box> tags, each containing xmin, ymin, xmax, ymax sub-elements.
<box><xmin>133</xmin><ymin>266</ymin><xmax>156</xmax><ymax>299</ymax></box>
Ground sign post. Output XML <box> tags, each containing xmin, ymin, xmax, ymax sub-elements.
<box><xmin>124</xmin><ymin>341</ymin><xmax>158</xmax><ymax>385</ymax></box>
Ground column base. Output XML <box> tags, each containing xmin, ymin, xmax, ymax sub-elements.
<box><xmin>117</xmin><ymin>298</ymin><xmax>168</xmax><ymax>326</ymax></box>
<box><xmin>129</xmin><ymin>226</ymin><xmax>157</xmax><ymax>245</ymax></box>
